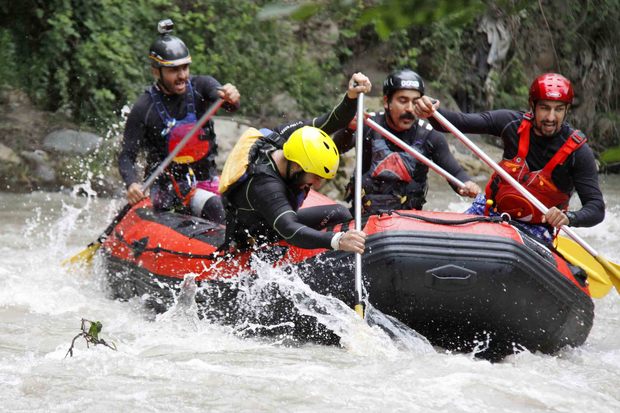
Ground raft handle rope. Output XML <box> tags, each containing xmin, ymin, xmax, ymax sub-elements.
<box><xmin>393</xmin><ymin>210</ymin><xmax>505</xmax><ymax>226</ymax></box>
<box><xmin>113</xmin><ymin>230</ymin><xmax>227</xmax><ymax>260</ymax></box>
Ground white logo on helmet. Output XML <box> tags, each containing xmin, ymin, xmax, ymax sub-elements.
<box><xmin>400</xmin><ymin>80</ymin><xmax>419</xmax><ymax>88</ymax></box>
<box><xmin>546</xmin><ymin>91</ymin><xmax>562</xmax><ymax>98</ymax></box>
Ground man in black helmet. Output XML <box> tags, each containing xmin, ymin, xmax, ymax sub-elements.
<box><xmin>334</xmin><ymin>69</ymin><xmax>480</xmax><ymax>213</ymax></box>
<box><xmin>119</xmin><ymin>19</ymin><xmax>240</xmax><ymax>224</ymax></box>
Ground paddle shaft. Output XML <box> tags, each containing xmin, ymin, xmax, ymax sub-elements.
<box><xmin>354</xmin><ymin>93</ymin><xmax>364</xmax><ymax>316</ymax></box>
<box><xmin>98</xmin><ymin>98</ymin><xmax>224</xmax><ymax>244</ymax></box>
<box><xmin>364</xmin><ymin>118</ymin><xmax>466</xmax><ymax>190</ymax></box>
<box><xmin>143</xmin><ymin>98</ymin><xmax>224</xmax><ymax>191</ymax></box>
<box><xmin>432</xmin><ymin>110</ymin><xmax>598</xmax><ymax>257</ymax></box>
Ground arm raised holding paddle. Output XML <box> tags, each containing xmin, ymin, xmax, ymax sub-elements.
<box><xmin>332</xmin><ymin>69</ymin><xmax>480</xmax><ymax>214</ymax></box>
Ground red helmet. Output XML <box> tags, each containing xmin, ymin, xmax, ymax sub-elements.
<box><xmin>529</xmin><ymin>73</ymin><xmax>574</xmax><ymax>105</ymax></box>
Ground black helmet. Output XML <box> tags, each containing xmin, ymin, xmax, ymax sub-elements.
<box><xmin>148</xmin><ymin>19</ymin><xmax>192</xmax><ymax>68</ymax></box>
<box><xmin>383</xmin><ymin>69</ymin><xmax>425</xmax><ymax>98</ymax></box>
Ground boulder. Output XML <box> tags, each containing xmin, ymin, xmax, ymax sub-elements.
<box><xmin>43</xmin><ymin>129</ymin><xmax>102</xmax><ymax>154</ymax></box>
<box><xmin>0</xmin><ymin>143</ymin><xmax>21</xmax><ymax>165</ymax></box>
<box><xmin>20</xmin><ymin>149</ymin><xmax>56</xmax><ymax>183</ymax></box>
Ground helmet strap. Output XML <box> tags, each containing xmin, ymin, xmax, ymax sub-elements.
<box><xmin>285</xmin><ymin>160</ymin><xmax>293</xmax><ymax>181</ymax></box>
<box><xmin>156</xmin><ymin>68</ymin><xmax>174</xmax><ymax>95</ymax></box>
<box><xmin>385</xmin><ymin>102</ymin><xmax>398</xmax><ymax>130</ymax></box>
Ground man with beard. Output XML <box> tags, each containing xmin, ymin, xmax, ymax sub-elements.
<box><xmin>413</xmin><ymin>73</ymin><xmax>605</xmax><ymax>244</ymax></box>
<box><xmin>219</xmin><ymin>73</ymin><xmax>371</xmax><ymax>253</ymax></box>
<box><xmin>333</xmin><ymin>69</ymin><xmax>480</xmax><ymax>213</ymax></box>
<box><xmin>119</xmin><ymin>19</ymin><xmax>240</xmax><ymax>223</ymax></box>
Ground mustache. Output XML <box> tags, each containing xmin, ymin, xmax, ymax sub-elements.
<box><xmin>399</xmin><ymin>112</ymin><xmax>416</xmax><ymax>121</ymax></box>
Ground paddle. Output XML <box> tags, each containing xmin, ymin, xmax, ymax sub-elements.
<box><xmin>365</xmin><ymin>113</ymin><xmax>613</xmax><ymax>296</ymax></box>
<box><xmin>353</xmin><ymin>92</ymin><xmax>365</xmax><ymax>318</ymax></box>
<box><xmin>64</xmin><ymin>98</ymin><xmax>224</xmax><ymax>266</ymax></box>
<box><xmin>364</xmin><ymin>118</ymin><xmax>467</xmax><ymax>190</ymax></box>
<box><xmin>431</xmin><ymin>110</ymin><xmax>620</xmax><ymax>297</ymax></box>
<box><xmin>556</xmin><ymin>235</ymin><xmax>612</xmax><ymax>298</ymax></box>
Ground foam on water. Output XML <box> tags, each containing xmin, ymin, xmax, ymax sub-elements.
<box><xmin>1</xmin><ymin>181</ymin><xmax>620</xmax><ymax>412</ymax></box>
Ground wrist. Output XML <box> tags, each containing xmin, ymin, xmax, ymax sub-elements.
<box><xmin>566</xmin><ymin>211</ymin><xmax>577</xmax><ymax>226</ymax></box>
<box><xmin>330</xmin><ymin>232</ymin><xmax>345</xmax><ymax>250</ymax></box>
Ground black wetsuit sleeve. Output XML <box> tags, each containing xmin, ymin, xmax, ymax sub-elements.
<box><xmin>428</xmin><ymin>108</ymin><xmax>514</xmax><ymax>137</ymax></box>
<box><xmin>427</xmin><ymin>131</ymin><xmax>472</xmax><ymax>193</ymax></box>
<box><xmin>569</xmin><ymin>145</ymin><xmax>605</xmax><ymax>227</ymax></box>
<box><xmin>274</xmin><ymin>94</ymin><xmax>358</xmax><ymax>139</ymax></box>
<box><xmin>119</xmin><ymin>98</ymin><xmax>148</xmax><ymax>187</ymax></box>
<box><xmin>194</xmin><ymin>75</ymin><xmax>240</xmax><ymax>112</ymax></box>
<box><xmin>331</xmin><ymin>127</ymin><xmax>356</xmax><ymax>153</ymax></box>
<box><xmin>246</xmin><ymin>174</ymin><xmax>334</xmax><ymax>249</ymax></box>
<box><xmin>310</xmin><ymin>94</ymin><xmax>358</xmax><ymax>134</ymax></box>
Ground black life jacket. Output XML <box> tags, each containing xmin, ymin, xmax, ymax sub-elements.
<box><xmin>220</xmin><ymin>128</ymin><xmax>298</xmax><ymax>250</ymax></box>
<box><xmin>356</xmin><ymin>116</ymin><xmax>434</xmax><ymax>212</ymax></box>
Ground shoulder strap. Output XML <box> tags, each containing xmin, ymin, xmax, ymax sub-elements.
<box><xmin>147</xmin><ymin>82</ymin><xmax>197</xmax><ymax>123</ymax></box>
<box><xmin>542</xmin><ymin>129</ymin><xmax>587</xmax><ymax>174</ymax></box>
<box><xmin>412</xmin><ymin>119</ymin><xmax>434</xmax><ymax>147</ymax></box>
<box><xmin>185</xmin><ymin>80</ymin><xmax>197</xmax><ymax>115</ymax></box>
<box><xmin>515</xmin><ymin>112</ymin><xmax>534</xmax><ymax>161</ymax></box>
<box><xmin>147</xmin><ymin>84</ymin><xmax>172</xmax><ymax>124</ymax></box>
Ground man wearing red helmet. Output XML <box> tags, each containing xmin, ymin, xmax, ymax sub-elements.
<box><xmin>413</xmin><ymin>73</ymin><xmax>605</xmax><ymax>244</ymax></box>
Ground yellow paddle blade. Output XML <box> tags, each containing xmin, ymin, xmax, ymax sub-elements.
<box><xmin>556</xmin><ymin>236</ymin><xmax>612</xmax><ymax>298</ymax></box>
<box><xmin>62</xmin><ymin>242</ymin><xmax>101</xmax><ymax>268</ymax></box>
<box><xmin>597</xmin><ymin>255</ymin><xmax>620</xmax><ymax>294</ymax></box>
<box><xmin>354</xmin><ymin>303</ymin><xmax>365</xmax><ymax>319</ymax></box>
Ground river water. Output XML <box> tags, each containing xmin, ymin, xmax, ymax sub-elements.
<box><xmin>1</xmin><ymin>174</ymin><xmax>619</xmax><ymax>412</ymax></box>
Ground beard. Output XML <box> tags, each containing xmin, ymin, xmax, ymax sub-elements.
<box><xmin>158</xmin><ymin>77</ymin><xmax>186</xmax><ymax>95</ymax></box>
<box><xmin>535</xmin><ymin>120</ymin><xmax>560</xmax><ymax>137</ymax></box>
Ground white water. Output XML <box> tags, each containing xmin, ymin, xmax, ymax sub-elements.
<box><xmin>1</xmin><ymin>175</ymin><xmax>619</xmax><ymax>412</ymax></box>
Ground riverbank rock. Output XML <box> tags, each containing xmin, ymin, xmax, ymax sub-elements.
<box><xmin>0</xmin><ymin>143</ymin><xmax>20</xmax><ymax>164</ymax></box>
<box><xmin>43</xmin><ymin>129</ymin><xmax>103</xmax><ymax>155</ymax></box>
<box><xmin>0</xmin><ymin>86</ymin><xmax>498</xmax><ymax>198</ymax></box>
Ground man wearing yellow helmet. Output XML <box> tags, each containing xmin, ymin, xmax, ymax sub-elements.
<box><xmin>220</xmin><ymin>73</ymin><xmax>371</xmax><ymax>253</ymax></box>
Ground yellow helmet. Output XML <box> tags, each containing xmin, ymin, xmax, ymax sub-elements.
<box><xmin>283</xmin><ymin>126</ymin><xmax>340</xmax><ymax>179</ymax></box>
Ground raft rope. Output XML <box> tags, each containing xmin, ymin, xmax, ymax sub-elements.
<box><xmin>324</xmin><ymin>210</ymin><xmax>505</xmax><ymax>233</ymax></box>
<box><xmin>113</xmin><ymin>229</ymin><xmax>227</xmax><ymax>260</ymax></box>
<box><xmin>115</xmin><ymin>211</ymin><xmax>506</xmax><ymax>260</ymax></box>
<box><xmin>393</xmin><ymin>211</ymin><xmax>505</xmax><ymax>226</ymax></box>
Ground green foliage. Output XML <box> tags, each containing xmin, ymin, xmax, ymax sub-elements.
<box><xmin>356</xmin><ymin>0</ymin><xmax>483</xmax><ymax>39</ymax></box>
<box><xmin>0</xmin><ymin>0</ymin><xmax>350</xmax><ymax>129</ymax></box>
<box><xmin>0</xmin><ymin>0</ymin><xmax>618</xmax><ymax>155</ymax></box>
<box><xmin>600</xmin><ymin>146</ymin><xmax>620</xmax><ymax>165</ymax></box>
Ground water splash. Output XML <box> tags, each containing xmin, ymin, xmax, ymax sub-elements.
<box><xmin>156</xmin><ymin>274</ymin><xmax>200</xmax><ymax>329</ymax></box>
<box><xmin>209</xmin><ymin>254</ymin><xmax>434</xmax><ymax>357</ymax></box>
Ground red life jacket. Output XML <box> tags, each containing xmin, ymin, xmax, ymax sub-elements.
<box><xmin>149</xmin><ymin>81</ymin><xmax>211</xmax><ymax>165</ymax></box>
<box><xmin>485</xmin><ymin>113</ymin><xmax>586</xmax><ymax>223</ymax></box>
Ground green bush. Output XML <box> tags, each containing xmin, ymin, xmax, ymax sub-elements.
<box><xmin>0</xmin><ymin>0</ymin><xmax>347</xmax><ymax>130</ymax></box>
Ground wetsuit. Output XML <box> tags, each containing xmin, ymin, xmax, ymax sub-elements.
<box><xmin>428</xmin><ymin>109</ymin><xmax>605</xmax><ymax>229</ymax></box>
<box><xmin>223</xmin><ymin>94</ymin><xmax>357</xmax><ymax>250</ymax></box>
<box><xmin>119</xmin><ymin>75</ymin><xmax>239</xmax><ymax>222</ymax></box>
<box><xmin>333</xmin><ymin>112</ymin><xmax>472</xmax><ymax>212</ymax></box>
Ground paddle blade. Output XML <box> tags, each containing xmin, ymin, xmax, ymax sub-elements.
<box><xmin>62</xmin><ymin>242</ymin><xmax>101</xmax><ymax>267</ymax></box>
<box><xmin>556</xmin><ymin>236</ymin><xmax>612</xmax><ymax>298</ymax></box>
<box><xmin>596</xmin><ymin>255</ymin><xmax>620</xmax><ymax>294</ymax></box>
<box><xmin>354</xmin><ymin>303</ymin><xmax>365</xmax><ymax>319</ymax></box>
